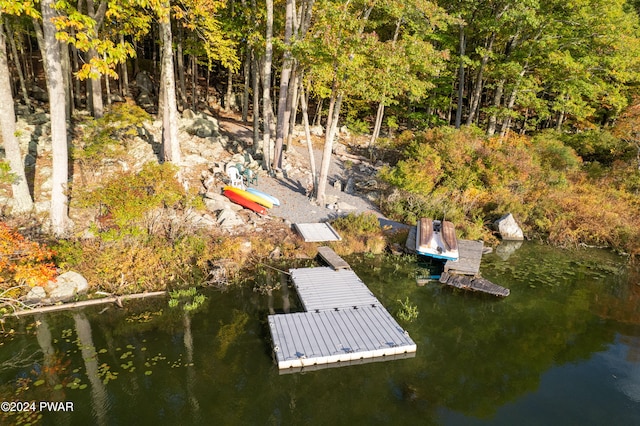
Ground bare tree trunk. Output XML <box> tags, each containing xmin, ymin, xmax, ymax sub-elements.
<box><xmin>119</xmin><ymin>34</ymin><xmax>130</xmax><ymax>97</ymax></box>
<box><xmin>262</xmin><ymin>0</ymin><xmax>273</xmax><ymax>171</ymax></box>
<box><xmin>286</xmin><ymin>65</ymin><xmax>300</xmax><ymax>152</ymax></box>
<box><xmin>191</xmin><ymin>55</ymin><xmax>197</xmax><ymax>111</ymax></box>
<box><xmin>272</xmin><ymin>0</ymin><xmax>294</xmax><ymax>170</ymax></box>
<box><xmin>252</xmin><ymin>50</ymin><xmax>260</xmax><ymax>151</ymax></box>
<box><xmin>316</xmin><ymin>88</ymin><xmax>342</xmax><ymax>206</ymax></box>
<box><xmin>86</xmin><ymin>0</ymin><xmax>107</xmax><ymax>118</ymax></box>
<box><xmin>455</xmin><ymin>24</ymin><xmax>465</xmax><ymax>129</ymax></box>
<box><xmin>4</xmin><ymin>21</ymin><xmax>31</xmax><ymax>110</ymax></box>
<box><xmin>0</xmin><ymin>19</ymin><xmax>33</xmax><ymax>213</ymax></box>
<box><xmin>41</xmin><ymin>0</ymin><xmax>70</xmax><ymax>235</ymax></box>
<box><xmin>176</xmin><ymin>28</ymin><xmax>187</xmax><ymax>109</ymax></box>
<box><xmin>299</xmin><ymin>78</ymin><xmax>317</xmax><ymax>196</ymax></box>
<box><xmin>486</xmin><ymin>80</ymin><xmax>504</xmax><ymax>136</ymax></box>
<box><xmin>225</xmin><ymin>66</ymin><xmax>233</xmax><ymax>112</ymax></box>
<box><xmin>160</xmin><ymin>11</ymin><xmax>180</xmax><ymax>163</ymax></box>
<box><xmin>466</xmin><ymin>32</ymin><xmax>495</xmax><ymax>126</ymax></box>
<box><xmin>242</xmin><ymin>47</ymin><xmax>250</xmax><ymax>122</ymax></box>
<box><xmin>369</xmin><ymin>101</ymin><xmax>385</xmax><ymax>148</ymax></box>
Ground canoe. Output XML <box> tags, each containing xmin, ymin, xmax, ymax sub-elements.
<box><xmin>246</xmin><ymin>188</ymin><xmax>280</xmax><ymax>206</ymax></box>
<box><xmin>223</xmin><ymin>186</ymin><xmax>273</xmax><ymax>209</ymax></box>
<box><xmin>223</xmin><ymin>190</ymin><xmax>268</xmax><ymax>215</ymax></box>
<box><xmin>415</xmin><ymin>218</ymin><xmax>459</xmax><ymax>261</ymax></box>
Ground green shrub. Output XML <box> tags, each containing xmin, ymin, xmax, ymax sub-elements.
<box><xmin>73</xmin><ymin>103</ymin><xmax>150</xmax><ymax>166</ymax></box>
<box><xmin>76</xmin><ymin>162</ymin><xmax>199</xmax><ymax>240</ymax></box>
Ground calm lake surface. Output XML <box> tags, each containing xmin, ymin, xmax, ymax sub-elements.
<box><xmin>1</xmin><ymin>242</ymin><xmax>639</xmax><ymax>425</ymax></box>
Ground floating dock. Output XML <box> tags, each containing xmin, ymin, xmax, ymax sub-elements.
<box><xmin>268</xmin><ymin>264</ymin><xmax>416</xmax><ymax>374</ymax></box>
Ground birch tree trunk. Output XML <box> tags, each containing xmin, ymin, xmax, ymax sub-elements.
<box><xmin>160</xmin><ymin>14</ymin><xmax>180</xmax><ymax>163</ymax></box>
<box><xmin>252</xmin><ymin>50</ymin><xmax>260</xmax><ymax>150</ymax></box>
<box><xmin>0</xmin><ymin>19</ymin><xmax>33</xmax><ymax>213</ymax></box>
<box><xmin>316</xmin><ymin>89</ymin><xmax>342</xmax><ymax>206</ymax></box>
<box><xmin>299</xmin><ymin>79</ymin><xmax>317</xmax><ymax>196</ymax></box>
<box><xmin>272</xmin><ymin>0</ymin><xmax>294</xmax><ymax>170</ymax></box>
<box><xmin>41</xmin><ymin>0</ymin><xmax>70</xmax><ymax>235</ymax></box>
<box><xmin>262</xmin><ymin>0</ymin><xmax>273</xmax><ymax>171</ymax></box>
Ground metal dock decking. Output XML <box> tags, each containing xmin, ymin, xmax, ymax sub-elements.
<box><xmin>268</xmin><ymin>267</ymin><xmax>417</xmax><ymax>374</ymax></box>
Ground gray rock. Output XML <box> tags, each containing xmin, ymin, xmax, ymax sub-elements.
<box><xmin>344</xmin><ymin>177</ymin><xmax>355</xmax><ymax>194</ymax></box>
<box><xmin>217</xmin><ymin>208</ymin><xmax>244</xmax><ymax>228</ymax></box>
<box><xmin>48</xmin><ymin>271</ymin><xmax>89</xmax><ymax>302</ymax></box>
<box><xmin>135</xmin><ymin>71</ymin><xmax>155</xmax><ymax>95</ymax></box>
<box><xmin>494</xmin><ymin>213</ymin><xmax>524</xmax><ymax>240</ymax></box>
<box><xmin>204</xmin><ymin>195</ymin><xmax>230</xmax><ymax>212</ymax></box>
<box><xmin>182</xmin><ymin>109</ymin><xmax>196</xmax><ymax>119</ymax></box>
<box><xmin>310</xmin><ymin>125</ymin><xmax>324</xmax><ymax>137</ymax></box>
<box><xmin>25</xmin><ymin>286</ymin><xmax>47</xmax><ymax>303</ymax></box>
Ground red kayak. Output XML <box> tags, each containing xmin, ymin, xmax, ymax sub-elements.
<box><xmin>223</xmin><ymin>190</ymin><xmax>268</xmax><ymax>215</ymax></box>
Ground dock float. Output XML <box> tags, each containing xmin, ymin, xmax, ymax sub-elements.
<box><xmin>268</xmin><ymin>267</ymin><xmax>417</xmax><ymax>374</ymax></box>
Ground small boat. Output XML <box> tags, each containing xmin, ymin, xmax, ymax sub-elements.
<box><xmin>223</xmin><ymin>186</ymin><xmax>273</xmax><ymax>209</ymax></box>
<box><xmin>246</xmin><ymin>187</ymin><xmax>280</xmax><ymax>206</ymax></box>
<box><xmin>223</xmin><ymin>190</ymin><xmax>268</xmax><ymax>215</ymax></box>
<box><xmin>415</xmin><ymin>218</ymin><xmax>459</xmax><ymax>261</ymax></box>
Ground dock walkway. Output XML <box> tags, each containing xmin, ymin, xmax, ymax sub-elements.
<box><xmin>268</xmin><ymin>266</ymin><xmax>417</xmax><ymax>374</ymax></box>
<box><xmin>317</xmin><ymin>246</ymin><xmax>351</xmax><ymax>270</ymax></box>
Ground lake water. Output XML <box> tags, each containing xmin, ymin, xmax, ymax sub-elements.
<box><xmin>1</xmin><ymin>242</ymin><xmax>639</xmax><ymax>425</ymax></box>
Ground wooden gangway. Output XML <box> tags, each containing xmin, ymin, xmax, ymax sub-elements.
<box><xmin>317</xmin><ymin>246</ymin><xmax>351</xmax><ymax>270</ymax></box>
<box><xmin>268</xmin><ymin>266</ymin><xmax>417</xmax><ymax>374</ymax></box>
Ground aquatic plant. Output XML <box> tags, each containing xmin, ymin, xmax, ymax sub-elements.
<box><xmin>397</xmin><ymin>297</ymin><xmax>419</xmax><ymax>323</ymax></box>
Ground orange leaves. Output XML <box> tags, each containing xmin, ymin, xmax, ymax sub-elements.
<box><xmin>0</xmin><ymin>222</ymin><xmax>57</xmax><ymax>289</ymax></box>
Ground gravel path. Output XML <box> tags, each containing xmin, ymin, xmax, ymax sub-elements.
<box><xmin>250</xmin><ymin>148</ymin><xmax>383</xmax><ymax>224</ymax></box>
<box><xmin>217</xmin><ymin>113</ymin><xmax>385</xmax><ymax>225</ymax></box>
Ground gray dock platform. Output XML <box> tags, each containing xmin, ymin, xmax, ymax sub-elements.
<box><xmin>268</xmin><ymin>266</ymin><xmax>417</xmax><ymax>373</ymax></box>
<box><xmin>294</xmin><ymin>223</ymin><xmax>342</xmax><ymax>242</ymax></box>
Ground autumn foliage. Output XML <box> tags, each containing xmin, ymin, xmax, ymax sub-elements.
<box><xmin>0</xmin><ymin>222</ymin><xmax>57</xmax><ymax>290</ymax></box>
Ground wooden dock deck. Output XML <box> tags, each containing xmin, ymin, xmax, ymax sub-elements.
<box><xmin>406</xmin><ymin>225</ymin><xmax>510</xmax><ymax>297</ymax></box>
<box><xmin>268</xmin><ymin>266</ymin><xmax>417</xmax><ymax>373</ymax></box>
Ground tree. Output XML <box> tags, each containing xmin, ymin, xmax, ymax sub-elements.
<box><xmin>0</xmin><ymin>15</ymin><xmax>33</xmax><ymax>213</ymax></box>
<box><xmin>158</xmin><ymin>2</ymin><xmax>180</xmax><ymax>163</ymax></box>
<box><xmin>41</xmin><ymin>0</ymin><xmax>71</xmax><ymax>236</ymax></box>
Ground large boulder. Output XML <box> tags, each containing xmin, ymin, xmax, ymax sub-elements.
<box><xmin>494</xmin><ymin>213</ymin><xmax>524</xmax><ymax>240</ymax></box>
<box><xmin>47</xmin><ymin>271</ymin><xmax>89</xmax><ymax>302</ymax></box>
